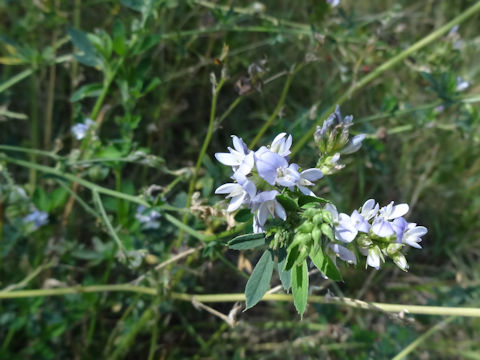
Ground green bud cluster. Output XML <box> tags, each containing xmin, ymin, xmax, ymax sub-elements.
<box><xmin>286</xmin><ymin>204</ymin><xmax>335</xmax><ymax>267</ymax></box>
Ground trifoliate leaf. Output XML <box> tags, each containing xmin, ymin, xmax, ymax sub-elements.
<box><xmin>310</xmin><ymin>247</ymin><xmax>342</xmax><ymax>282</ymax></box>
<box><xmin>245</xmin><ymin>249</ymin><xmax>274</xmax><ymax>310</ymax></box>
<box><xmin>291</xmin><ymin>260</ymin><xmax>309</xmax><ymax>317</ymax></box>
<box><xmin>228</xmin><ymin>233</ymin><xmax>267</xmax><ymax>250</ymax></box>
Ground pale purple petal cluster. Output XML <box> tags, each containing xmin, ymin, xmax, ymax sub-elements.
<box><xmin>23</xmin><ymin>209</ymin><xmax>49</xmax><ymax>230</ymax></box>
<box><xmin>326</xmin><ymin>199</ymin><xmax>427</xmax><ymax>270</ymax></box>
<box><xmin>215</xmin><ymin>133</ymin><xmax>324</xmax><ymax>233</ymax></box>
<box><xmin>72</xmin><ymin>118</ymin><xmax>95</xmax><ymax>140</ymax></box>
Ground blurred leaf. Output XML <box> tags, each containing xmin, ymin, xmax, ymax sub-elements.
<box><xmin>67</xmin><ymin>27</ymin><xmax>102</xmax><ymax>67</ymax></box>
<box><xmin>245</xmin><ymin>249</ymin><xmax>274</xmax><ymax>310</ymax></box>
<box><xmin>70</xmin><ymin>82</ymin><xmax>103</xmax><ymax>102</ymax></box>
<box><xmin>291</xmin><ymin>260</ymin><xmax>308</xmax><ymax>317</ymax></box>
<box><xmin>228</xmin><ymin>233</ymin><xmax>266</xmax><ymax>250</ymax></box>
<box><xmin>113</xmin><ymin>20</ymin><xmax>127</xmax><ymax>56</ymax></box>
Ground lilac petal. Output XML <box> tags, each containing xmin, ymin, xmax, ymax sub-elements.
<box><xmin>231</xmin><ymin>135</ymin><xmax>247</xmax><ymax>153</ymax></box>
<box><xmin>388</xmin><ymin>204</ymin><xmax>409</xmax><ymax>219</ymax></box>
<box><xmin>342</xmin><ymin>134</ymin><xmax>366</xmax><ymax>154</ymax></box>
<box><xmin>237</xmin><ymin>151</ymin><xmax>254</xmax><ymax>175</ymax></box>
<box><xmin>301</xmin><ymin>168</ymin><xmax>324</xmax><ymax>182</ymax></box>
<box><xmin>227</xmin><ymin>194</ymin><xmax>245</xmax><ymax>212</ymax></box>
<box><xmin>330</xmin><ymin>244</ymin><xmax>356</xmax><ymax>264</ymax></box>
<box><xmin>215</xmin><ymin>183</ymin><xmax>237</xmax><ymax>194</ymax></box>
<box><xmin>257</xmin><ymin>204</ymin><xmax>269</xmax><ymax>226</ymax></box>
<box><xmin>215</xmin><ymin>152</ymin><xmax>239</xmax><ymax>166</ymax></box>
<box><xmin>367</xmin><ymin>251</ymin><xmax>380</xmax><ymax>269</ymax></box>
<box><xmin>274</xmin><ymin>201</ymin><xmax>286</xmax><ymax>220</ymax></box>
<box><xmin>298</xmin><ymin>185</ymin><xmax>315</xmax><ymax>196</ymax></box>
<box><xmin>372</xmin><ymin>219</ymin><xmax>394</xmax><ymax>237</ymax></box>
<box><xmin>325</xmin><ymin>203</ymin><xmax>338</xmax><ymax>222</ymax></box>
<box><xmin>407</xmin><ymin>226</ymin><xmax>428</xmax><ymax>237</ymax></box>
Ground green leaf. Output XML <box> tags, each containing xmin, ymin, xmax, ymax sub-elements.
<box><xmin>70</xmin><ymin>83</ymin><xmax>103</xmax><ymax>102</ymax></box>
<box><xmin>228</xmin><ymin>233</ymin><xmax>266</xmax><ymax>250</ymax></box>
<box><xmin>245</xmin><ymin>249</ymin><xmax>274</xmax><ymax>310</ymax></box>
<box><xmin>113</xmin><ymin>20</ymin><xmax>127</xmax><ymax>56</ymax></box>
<box><xmin>67</xmin><ymin>27</ymin><xmax>101</xmax><ymax>67</ymax></box>
<box><xmin>277</xmin><ymin>247</ymin><xmax>291</xmax><ymax>291</ymax></box>
<box><xmin>276</xmin><ymin>194</ymin><xmax>298</xmax><ymax>211</ymax></box>
<box><xmin>234</xmin><ymin>208</ymin><xmax>252</xmax><ymax>223</ymax></box>
<box><xmin>291</xmin><ymin>260</ymin><xmax>309</xmax><ymax>317</ymax></box>
<box><xmin>298</xmin><ymin>194</ymin><xmax>329</xmax><ymax>207</ymax></box>
<box><xmin>310</xmin><ymin>247</ymin><xmax>342</xmax><ymax>282</ymax></box>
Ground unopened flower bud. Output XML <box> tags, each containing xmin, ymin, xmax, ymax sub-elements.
<box><xmin>393</xmin><ymin>253</ymin><xmax>408</xmax><ymax>271</ymax></box>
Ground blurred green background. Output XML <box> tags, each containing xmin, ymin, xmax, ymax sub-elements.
<box><xmin>1</xmin><ymin>0</ymin><xmax>480</xmax><ymax>358</ymax></box>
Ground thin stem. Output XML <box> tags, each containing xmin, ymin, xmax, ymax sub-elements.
<box><xmin>92</xmin><ymin>190</ymin><xmax>126</xmax><ymax>253</ymax></box>
<box><xmin>178</xmin><ymin>76</ymin><xmax>226</xmax><ymax>244</ymax></box>
<box><xmin>2</xmin><ymin>287</ymin><xmax>480</xmax><ymax>317</ymax></box>
<box><xmin>249</xmin><ymin>65</ymin><xmax>299</xmax><ymax>149</ymax></box>
<box><xmin>0</xmin><ymin>144</ymin><xmax>60</xmax><ymax>160</ymax></box>
<box><xmin>392</xmin><ymin>316</ymin><xmax>456</xmax><ymax>360</ymax></box>
<box><xmin>0</xmin><ymin>154</ymin><xmax>149</xmax><ymax>206</ymax></box>
<box><xmin>0</xmin><ymin>68</ymin><xmax>33</xmax><ymax>94</ymax></box>
<box><xmin>291</xmin><ymin>1</ymin><xmax>480</xmax><ymax>156</ymax></box>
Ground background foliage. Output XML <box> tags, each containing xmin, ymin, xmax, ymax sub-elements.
<box><xmin>1</xmin><ymin>0</ymin><xmax>480</xmax><ymax>358</ymax></box>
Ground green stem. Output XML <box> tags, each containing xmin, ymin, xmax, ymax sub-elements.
<box><xmin>0</xmin><ymin>154</ymin><xmax>149</xmax><ymax>206</ymax></box>
<box><xmin>0</xmin><ymin>144</ymin><xmax>60</xmax><ymax>160</ymax></box>
<box><xmin>291</xmin><ymin>1</ymin><xmax>480</xmax><ymax>156</ymax></box>
<box><xmin>92</xmin><ymin>190</ymin><xmax>126</xmax><ymax>253</ymax></box>
<box><xmin>2</xmin><ymin>287</ymin><xmax>480</xmax><ymax>317</ymax></box>
<box><xmin>249</xmin><ymin>65</ymin><xmax>299</xmax><ymax>149</ymax></box>
<box><xmin>392</xmin><ymin>316</ymin><xmax>456</xmax><ymax>360</ymax></box>
<box><xmin>0</xmin><ymin>68</ymin><xmax>33</xmax><ymax>94</ymax></box>
<box><xmin>178</xmin><ymin>76</ymin><xmax>226</xmax><ymax>244</ymax></box>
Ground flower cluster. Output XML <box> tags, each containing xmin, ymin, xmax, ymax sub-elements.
<box><xmin>215</xmin><ymin>133</ymin><xmax>324</xmax><ymax>233</ymax></box>
<box><xmin>314</xmin><ymin>105</ymin><xmax>366</xmax><ymax>174</ymax></box>
<box><xmin>325</xmin><ymin>200</ymin><xmax>427</xmax><ymax>271</ymax></box>
<box><xmin>71</xmin><ymin>118</ymin><xmax>95</xmax><ymax>140</ymax></box>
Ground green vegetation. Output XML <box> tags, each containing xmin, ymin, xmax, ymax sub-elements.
<box><xmin>1</xmin><ymin>0</ymin><xmax>480</xmax><ymax>358</ymax></box>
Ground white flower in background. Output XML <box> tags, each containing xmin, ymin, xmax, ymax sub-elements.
<box><xmin>215</xmin><ymin>173</ymin><xmax>256</xmax><ymax>212</ymax></box>
<box><xmin>327</xmin><ymin>0</ymin><xmax>340</xmax><ymax>7</ymax></box>
<box><xmin>71</xmin><ymin>118</ymin><xmax>95</xmax><ymax>140</ymax></box>
<box><xmin>456</xmin><ymin>76</ymin><xmax>469</xmax><ymax>92</ymax></box>
<box><xmin>23</xmin><ymin>209</ymin><xmax>49</xmax><ymax>230</ymax></box>
<box><xmin>214</xmin><ymin>135</ymin><xmax>254</xmax><ymax>175</ymax></box>
<box><xmin>136</xmin><ymin>206</ymin><xmax>162</xmax><ymax>229</ymax></box>
<box><xmin>251</xmin><ymin>190</ymin><xmax>286</xmax><ymax>233</ymax></box>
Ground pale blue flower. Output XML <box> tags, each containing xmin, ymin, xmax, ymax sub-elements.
<box><xmin>72</xmin><ymin>118</ymin><xmax>95</xmax><ymax>140</ymax></box>
<box><xmin>327</xmin><ymin>0</ymin><xmax>340</xmax><ymax>7</ymax></box>
<box><xmin>215</xmin><ymin>172</ymin><xmax>256</xmax><ymax>212</ymax></box>
<box><xmin>251</xmin><ymin>190</ymin><xmax>286</xmax><ymax>233</ymax></box>
<box><xmin>136</xmin><ymin>206</ymin><xmax>162</xmax><ymax>229</ymax></box>
<box><xmin>392</xmin><ymin>217</ymin><xmax>427</xmax><ymax>249</ymax></box>
<box><xmin>23</xmin><ymin>210</ymin><xmax>48</xmax><ymax>230</ymax></box>
<box><xmin>255</xmin><ymin>146</ymin><xmax>298</xmax><ymax>186</ymax></box>
<box><xmin>360</xmin><ymin>199</ymin><xmax>379</xmax><ymax>220</ymax></box>
<box><xmin>456</xmin><ymin>76</ymin><xmax>469</xmax><ymax>92</ymax></box>
<box><xmin>269</xmin><ymin>132</ymin><xmax>292</xmax><ymax>158</ymax></box>
<box><xmin>371</xmin><ymin>201</ymin><xmax>409</xmax><ymax>238</ymax></box>
<box><xmin>325</xmin><ymin>204</ymin><xmax>357</xmax><ymax>243</ymax></box>
<box><xmin>366</xmin><ymin>246</ymin><xmax>382</xmax><ymax>270</ymax></box>
<box><xmin>215</xmin><ymin>135</ymin><xmax>254</xmax><ymax>175</ymax></box>
<box><xmin>342</xmin><ymin>134</ymin><xmax>367</xmax><ymax>154</ymax></box>
<box><xmin>288</xmin><ymin>164</ymin><xmax>323</xmax><ymax>195</ymax></box>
